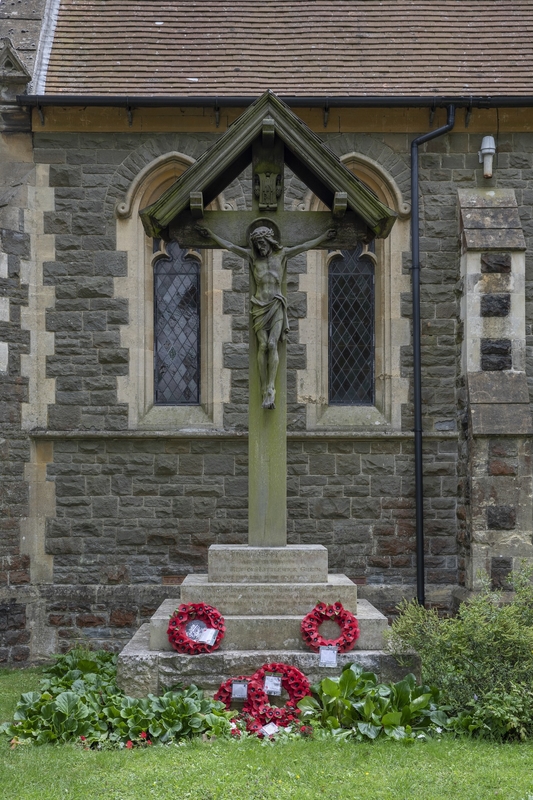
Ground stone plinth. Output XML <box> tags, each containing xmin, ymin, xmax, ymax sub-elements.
<box><xmin>207</xmin><ymin>544</ymin><xmax>328</xmax><ymax>583</ymax></box>
<box><xmin>180</xmin><ymin>573</ymin><xmax>357</xmax><ymax>615</ymax></box>
<box><xmin>150</xmin><ymin>598</ymin><xmax>385</xmax><ymax>653</ymax></box>
<box><xmin>117</xmin><ymin>624</ymin><xmax>419</xmax><ymax>697</ymax></box>
<box><xmin>116</xmin><ymin>543</ymin><xmax>406</xmax><ymax>698</ymax></box>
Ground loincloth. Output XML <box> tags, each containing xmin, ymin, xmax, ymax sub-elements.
<box><xmin>250</xmin><ymin>294</ymin><xmax>290</xmax><ymax>341</ymax></box>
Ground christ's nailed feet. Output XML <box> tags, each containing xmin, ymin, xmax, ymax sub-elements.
<box><xmin>262</xmin><ymin>387</ymin><xmax>276</xmax><ymax>409</ymax></box>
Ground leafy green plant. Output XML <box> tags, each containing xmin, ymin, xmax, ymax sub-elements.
<box><xmin>386</xmin><ymin>564</ymin><xmax>533</xmax><ymax>739</ymax></box>
<box><xmin>0</xmin><ymin>648</ymin><xmax>233</xmax><ymax>747</ymax></box>
<box><xmin>452</xmin><ymin>684</ymin><xmax>533</xmax><ymax>741</ymax></box>
<box><xmin>297</xmin><ymin>663</ymin><xmax>449</xmax><ymax>741</ymax></box>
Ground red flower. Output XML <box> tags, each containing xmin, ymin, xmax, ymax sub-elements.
<box><xmin>140</xmin><ymin>731</ymin><xmax>147</xmax><ymax>739</ymax></box>
<box><xmin>80</xmin><ymin>736</ymin><xmax>86</xmax><ymax>741</ymax></box>
<box><xmin>147</xmin><ymin>740</ymin><xmax>152</xmax><ymax>745</ymax></box>
<box><xmin>126</xmin><ymin>740</ymin><xmax>133</xmax><ymax>749</ymax></box>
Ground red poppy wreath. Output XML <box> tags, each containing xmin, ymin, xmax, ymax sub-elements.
<box><xmin>301</xmin><ymin>601</ymin><xmax>360</xmax><ymax>653</ymax></box>
<box><xmin>167</xmin><ymin>602</ymin><xmax>225</xmax><ymax>654</ymax></box>
<box><xmin>215</xmin><ymin>662</ymin><xmax>311</xmax><ymax>731</ymax></box>
<box><xmin>245</xmin><ymin>662</ymin><xmax>311</xmax><ymax>728</ymax></box>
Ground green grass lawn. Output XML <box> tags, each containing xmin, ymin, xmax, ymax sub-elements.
<box><xmin>2</xmin><ymin>668</ymin><xmax>533</xmax><ymax>800</ymax></box>
<box><xmin>0</xmin><ymin>667</ymin><xmax>42</xmax><ymax>722</ymax></box>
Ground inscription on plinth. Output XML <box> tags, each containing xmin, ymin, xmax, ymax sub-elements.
<box><xmin>207</xmin><ymin>544</ymin><xmax>329</xmax><ymax>583</ymax></box>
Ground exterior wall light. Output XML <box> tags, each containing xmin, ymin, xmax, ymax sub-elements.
<box><xmin>479</xmin><ymin>135</ymin><xmax>496</xmax><ymax>178</ymax></box>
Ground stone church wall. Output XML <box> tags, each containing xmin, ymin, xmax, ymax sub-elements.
<box><xmin>3</xmin><ymin>119</ymin><xmax>533</xmax><ymax>661</ymax></box>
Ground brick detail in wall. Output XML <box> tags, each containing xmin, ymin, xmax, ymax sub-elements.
<box><xmin>0</xmin><ymin>599</ymin><xmax>30</xmax><ymax>663</ymax></box>
<box><xmin>480</xmin><ymin>252</ymin><xmax>512</xmax><ymax>274</ymax></box>
<box><xmin>491</xmin><ymin>556</ymin><xmax>513</xmax><ymax>589</ymax></box>
<box><xmin>488</xmin><ymin>437</ymin><xmax>519</xmax><ymax>476</ymax></box>
<box><xmin>39</xmin><ymin>584</ymin><xmax>177</xmax><ymax>654</ymax></box>
<box><xmin>487</xmin><ymin>505</ymin><xmax>516</xmax><ymax>530</ymax></box>
<box><xmin>0</xmin><ymin>554</ymin><xmax>30</xmax><ymax>588</ymax></box>
<box><xmin>480</xmin><ymin>293</ymin><xmax>511</xmax><ymax>317</ymax></box>
<box><xmin>480</xmin><ymin>338</ymin><xmax>512</xmax><ymax>371</ymax></box>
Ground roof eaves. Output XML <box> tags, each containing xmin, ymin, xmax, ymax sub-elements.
<box><xmin>139</xmin><ymin>91</ymin><xmax>397</xmax><ymax>239</ymax></box>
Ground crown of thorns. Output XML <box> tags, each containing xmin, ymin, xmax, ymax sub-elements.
<box><xmin>250</xmin><ymin>226</ymin><xmax>274</xmax><ymax>240</ymax></box>
<box><xmin>250</xmin><ymin>226</ymin><xmax>280</xmax><ymax>248</ymax></box>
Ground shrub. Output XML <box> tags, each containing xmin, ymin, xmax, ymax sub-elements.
<box><xmin>386</xmin><ymin>566</ymin><xmax>533</xmax><ymax>739</ymax></box>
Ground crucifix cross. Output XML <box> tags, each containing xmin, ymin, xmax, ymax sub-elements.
<box><xmin>169</xmin><ymin>129</ymin><xmax>369</xmax><ymax>547</ymax></box>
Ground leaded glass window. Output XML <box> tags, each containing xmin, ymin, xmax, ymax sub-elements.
<box><xmin>154</xmin><ymin>240</ymin><xmax>200</xmax><ymax>405</ymax></box>
<box><xmin>328</xmin><ymin>244</ymin><xmax>375</xmax><ymax>405</ymax></box>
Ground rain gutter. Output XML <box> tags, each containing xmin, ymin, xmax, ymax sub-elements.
<box><xmin>17</xmin><ymin>94</ymin><xmax>533</xmax><ymax>108</ymax></box>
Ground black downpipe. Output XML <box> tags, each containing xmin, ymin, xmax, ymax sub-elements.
<box><xmin>411</xmin><ymin>105</ymin><xmax>455</xmax><ymax>606</ymax></box>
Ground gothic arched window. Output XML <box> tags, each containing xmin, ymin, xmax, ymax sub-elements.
<box><xmin>153</xmin><ymin>240</ymin><xmax>201</xmax><ymax>405</ymax></box>
<box><xmin>328</xmin><ymin>244</ymin><xmax>375</xmax><ymax>405</ymax></box>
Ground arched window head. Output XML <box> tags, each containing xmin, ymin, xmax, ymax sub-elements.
<box><xmin>299</xmin><ymin>152</ymin><xmax>410</xmax><ymax>430</ymax></box>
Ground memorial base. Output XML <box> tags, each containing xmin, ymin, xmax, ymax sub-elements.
<box><xmin>117</xmin><ymin>544</ymin><xmax>419</xmax><ymax>697</ymax></box>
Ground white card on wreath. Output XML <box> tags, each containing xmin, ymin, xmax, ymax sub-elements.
<box><xmin>263</xmin><ymin>674</ymin><xmax>282</xmax><ymax>696</ymax></box>
<box><xmin>197</xmin><ymin>627</ymin><xmax>218</xmax><ymax>646</ymax></box>
<box><xmin>261</xmin><ymin>722</ymin><xmax>279</xmax><ymax>737</ymax></box>
<box><xmin>185</xmin><ymin>620</ymin><xmax>206</xmax><ymax>641</ymax></box>
<box><xmin>231</xmin><ymin>681</ymin><xmax>248</xmax><ymax>699</ymax></box>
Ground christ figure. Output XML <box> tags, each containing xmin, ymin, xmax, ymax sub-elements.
<box><xmin>196</xmin><ymin>222</ymin><xmax>336</xmax><ymax>409</ymax></box>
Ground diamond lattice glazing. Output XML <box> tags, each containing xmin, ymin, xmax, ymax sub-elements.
<box><xmin>154</xmin><ymin>241</ymin><xmax>200</xmax><ymax>405</ymax></box>
<box><xmin>329</xmin><ymin>245</ymin><xmax>374</xmax><ymax>405</ymax></box>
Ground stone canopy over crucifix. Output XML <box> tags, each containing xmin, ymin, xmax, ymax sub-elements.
<box><xmin>140</xmin><ymin>90</ymin><xmax>396</xmax><ymax>548</ymax></box>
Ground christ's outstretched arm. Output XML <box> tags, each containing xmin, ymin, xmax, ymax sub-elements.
<box><xmin>284</xmin><ymin>228</ymin><xmax>337</xmax><ymax>260</ymax></box>
<box><xmin>195</xmin><ymin>225</ymin><xmax>249</xmax><ymax>261</ymax></box>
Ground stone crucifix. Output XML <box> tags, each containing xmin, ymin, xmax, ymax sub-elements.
<box><xmin>139</xmin><ymin>96</ymin><xmax>394</xmax><ymax>551</ymax></box>
<box><xmin>196</xmin><ymin>222</ymin><xmax>335</xmax><ymax>409</ymax></box>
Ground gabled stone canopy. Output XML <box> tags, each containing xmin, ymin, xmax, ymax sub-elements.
<box><xmin>140</xmin><ymin>90</ymin><xmax>397</xmax><ymax>240</ymax></box>
<box><xmin>0</xmin><ymin>38</ymin><xmax>30</xmax><ymax>86</ymax></box>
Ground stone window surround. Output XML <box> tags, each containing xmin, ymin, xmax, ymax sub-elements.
<box><xmin>115</xmin><ymin>152</ymin><xmax>231</xmax><ymax>430</ymax></box>
<box><xmin>298</xmin><ymin>153</ymin><xmax>411</xmax><ymax>431</ymax></box>
<box><xmin>115</xmin><ymin>150</ymin><xmax>409</xmax><ymax>433</ymax></box>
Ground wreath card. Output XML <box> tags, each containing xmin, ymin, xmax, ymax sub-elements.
<box><xmin>261</xmin><ymin>722</ymin><xmax>279</xmax><ymax>737</ymax></box>
<box><xmin>263</xmin><ymin>673</ymin><xmax>283</xmax><ymax>696</ymax></box>
<box><xmin>319</xmin><ymin>645</ymin><xmax>338</xmax><ymax>666</ymax></box>
<box><xmin>231</xmin><ymin>680</ymin><xmax>249</xmax><ymax>699</ymax></box>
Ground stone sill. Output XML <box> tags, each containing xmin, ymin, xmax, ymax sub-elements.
<box><xmin>28</xmin><ymin>429</ymin><xmax>458</xmax><ymax>440</ymax></box>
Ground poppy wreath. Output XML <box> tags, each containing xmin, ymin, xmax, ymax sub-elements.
<box><xmin>167</xmin><ymin>602</ymin><xmax>225</xmax><ymax>654</ymax></box>
<box><xmin>301</xmin><ymin>601</ymin><xmax>360</xmax><ymax>653</ymax></box>
<box><xmin>244</xmin><ymin>662</ymin><xmax>311</xmax><ymax>728</ymax></box>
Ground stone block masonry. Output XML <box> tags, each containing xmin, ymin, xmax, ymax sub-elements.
<box><xmin>5</xmin><ymin>125</ymin><xmax>533</xmax><ymax>661</ymax></box>
<box><xmin>39</xmin><ymin>433</ymin><xmax>459</xmax><ymax>615</ymax></box>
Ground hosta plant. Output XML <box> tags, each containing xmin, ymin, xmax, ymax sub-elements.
<box><xmin>297</xmin><ymin>663</ymin><xmax>450</xmax><ymax>741</ymax></box>
<box><xmin>0</xmin><ymin>649</ymin><xmax>233</xmax><ymax>747</ymax></box>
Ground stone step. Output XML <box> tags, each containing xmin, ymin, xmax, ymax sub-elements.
<box><xmin>150</xmin><ymin>598</ymin><xmax>387</xmax><ymax>653</ymax></box>
<box><xmin>180</xmin><ymin>573</ymin><xmax>358</xmax><ymax>615</ymax></box>
<box><xmin>117</xmin><ymin>624</ymin><xmax>419</xmax><ymax>697</ymax></box>
<box><xmin>207</xmin><ymin>544</ymin><xmax>329</xmax><ymax>583</ymax></box>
